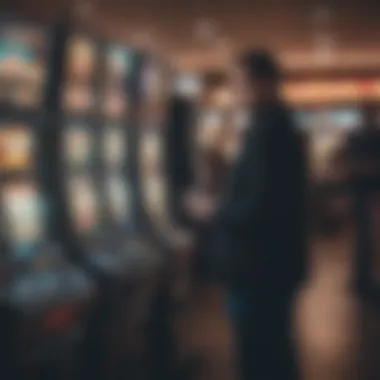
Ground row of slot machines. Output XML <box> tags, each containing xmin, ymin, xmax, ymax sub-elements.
<box><xmin>0</xmin><ymin>16</ymin><xmax>180</xmax><ymax>380</ymax></box>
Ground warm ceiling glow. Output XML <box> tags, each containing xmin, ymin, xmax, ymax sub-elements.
<box><xmin>72</xmin><ymin>0</ymin><xmax>95</xmax><ymax>20</ymax></box>
<box><xmin>130</xmin><ymin>31</ymin><xmax>154</xmax><ymax>50</ymax></box>
<box><xmin>312</xmin><ymin>5</ymin><xmax>331</xmax><ymax>25</ymax></box>
<box><xmin>194</xmin><ymin>19</ymin><xmax>218</xmax><ymax>43</ymax></box>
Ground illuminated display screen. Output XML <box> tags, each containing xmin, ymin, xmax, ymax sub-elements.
<box><xmin>1</xmin><ymin>182</ymin><xmax>45</xmax><ymax>256</ymax></box>
<box><xmin>103</xmin><ymin>126</ymin><xmax>126</xmax><ymax>167</ymax></box>
<box><xmin>64</xmin><ymin>124</ymin><xmax>93</xmax><ymax>167</ymax></box>
<box><xmin>140</xmin><ymin>129</ymin><xmax>167</xmax><ymax>221</ymax></box>
<box><xmin>174</xmin><ymin>74</ymin><xmax>202</xmax><ymax>98</ymax></box>
<box><xmin>105</xmin><ymin>45</ymin><xmax>132</xmax><ymax>86</ymax></box>
<box><xmin>141</xmin><ymin>175</ymin><xmax>166</xmax><ymax>220</ymax></box>
<box><xmin>64</xmin><ymin>37</ymin><xmax>96</xmax><ymax>112</ymax></box>
<box><xmin>106</xmin><ymin>176</ymin><xmax>130</xmax><ymax>223</ymax></box>
<box><xmin>0</xmin><ymin>124</ymin><xmax>34</xmax><ymax>172</ymax></box>
<box><xmin>0</xmin><ymin>25</ymin><xmax>46</xmax><ymax>107</ymax></box>
<box><xmin>140</xmin><ymin>130</ymin><xmax>159</xmax><ymax>173</ymax></box>
<box><xmin>369</xmin><ymin>192</ymin><xmax>380</xmax><ymax>285</ymax></box>
<box><xmin>67</xmin><ymin>176</ymin><xmax>99</xmax><ymax>234</ymax></box>
<box><xmin>104</xmin><ymin>91</ymin><xmax>126</xmax><ymax>118</ymax></box>
<box><xmin>103</xmin><ymin>46</ymin><xmax>133</xmax><ymax>118</ymax></box>
<box><xmin>141</xmin><ymin>60</ymin><xmax>162</xmax><ymax>102</ymax></box>
<box><xmin>139</xmin><ymin>59</ymin><xmax>169</xmax><ymax>224</ymax></box>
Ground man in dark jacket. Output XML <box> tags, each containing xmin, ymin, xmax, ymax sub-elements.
<box><xmin>196</xmin><ymin>50</ymin><xmax>307</xmax><ymax>380</ymax></box>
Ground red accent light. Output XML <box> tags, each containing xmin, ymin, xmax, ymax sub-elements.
<box><xmin>44</xmin><ymin>305</ymin><xmax>76</xmax><ymax>331</ymax></box>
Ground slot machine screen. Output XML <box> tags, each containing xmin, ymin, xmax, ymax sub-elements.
<box><xmin>0</xmin><ymin>25</ymin><xmax>46</xmax><ymax>107</ymax></box>
<box><xmin>64</xmin><ymin>124</ymin><xmax>93</xmax><ymax>168</ymax></box>
<box><xmin>142</xmin><ymin>176</ymin><xmax>165</xmax><ymax>221</ymax></box>
<box><xmin>1</xmin><ymin>182</ymin><xmax>44</xmax><ymax>258</ymax></box>
<box><xmin>140</xmin><ymin>129</ymin><xmax>159</xmax><ymax>173</ymax></box>
<box><xmin>103</xmin><ymin>126</ymin><xmax>126</xmax><ymax>167</ymax></box>
<box><xmin>139</xmin><ymin>59</ymin><xmax>169</xmax><ymax>224</ymax></box>
<box><xmin>174</xmin><ymin>74</ymin><xmax>202</xmax><ymax>99</ymax></box>
<box><xmin>67</xmin><ymin>176</ymin><xmax>99</xmax><ymax>234</ymax></box>
<box><xmin>103</xmin><ymin>46</ymin><xmax>133</xmax><ymax>118</ymax></box>
<box><xmin>140</xmin><ymin>127</ymin><xmax>167</xmax><ymax>221</ymax></box>
<box><xmin>64</xmin><ymin>37</ymin><xmax>96</xmax><ymax>112</ymax></box>
<box><xmin>104</xmin><ymin>90</ymin><xmax>126</xmax><ymax>118</ymax></box>
<box><xmin>0</xmin><ymin>124</ymin><xmax>34</xmax><ymax>172</ymax></box>
<box><xmin>106</xmin><ymin>175</ymin><xmax>130</xmax><ymax>223</ymax></box>
<box><xmin>369</xmin><ymin>191</ymin><xmax>380</xmax><ymax>285</ymax></box>
<box><xmin>141</xmin><ymin>57</ymin><xmax>162</xmax><ymax>103</ymax></box>
<box><xmin>106</xmin><ymin>45</ymin><xmax>132</xmax><ymax>84</ymax></box>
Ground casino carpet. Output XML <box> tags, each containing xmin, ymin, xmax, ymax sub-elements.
<box><xmin>174</xmin><ymin>226</ymin><xmax>380</xmax><ymax>380</ymax></box>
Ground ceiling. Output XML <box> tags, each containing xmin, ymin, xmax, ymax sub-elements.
<box><xmin>5</xmin><ymin>0</ymin><xmax>380</xmax><ymax>71</ymax></box>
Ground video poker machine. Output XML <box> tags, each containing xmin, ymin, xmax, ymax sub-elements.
<box><xmin>101</xmin><ymin>44</ymin><xmax>132</xmax><ymax>235</ymax></box>
<box><xmin>99</xmin><ymin>43</ymin><xmax>147</xmax><ymax>257</ymax></box>
<box><xmin>93</xmin><ymin>42</ymin><xmax>161</xmax><ymax>379</ymax></box>
<box><xmin>132</xmin><ymin>55</ymin><xmax>199</xmax><ymax>380</ymax></box>
<box><xmin>0</xmin><ymin>19</ymin><xmax>93</xmax><ymax>380</ymax></box>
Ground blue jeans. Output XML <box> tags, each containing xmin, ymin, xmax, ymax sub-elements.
<box><xmin>227</xmin><ymin>290</ymin><xmax>298</xmax><ymax>380</ymax></box>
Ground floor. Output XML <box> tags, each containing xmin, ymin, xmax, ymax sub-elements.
<box><xmin>174</xmin><ymin>225</ymin><xmax>380</xmax><ymax>380</ymax></box>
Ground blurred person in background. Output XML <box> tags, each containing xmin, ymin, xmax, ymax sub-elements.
<box><xmin>361</xmin><ymin>101</ymin><xmax>380</xmax><ymax>134</ymax></box>
<box><xmin>165</xmin><ymin>93</ymin><xmax>195</xmax><ymax>227</ymax></box>
<box><xmin>189</xmin><ymin>50</ymin><xmax>307</xmax><ymax>380</ymax></box>
<box><xmin>343</xmin><ymin>102</ymin><xmax>380</xmax><ymax>179</ymax></box>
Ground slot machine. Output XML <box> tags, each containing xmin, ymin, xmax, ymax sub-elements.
<box><xmin>59</xmin><ymin>30</ymin><xmax>160</xmax><ymax>379</ymax></box>
<box><xmin>134</xmin><ymin>55</ymin><xmax>201</xmax><ymax>380</ymax></box>
<box><xmin>61</xmin><ymin>30</ymin><xmax>155</xmax><ymax>278</ymax></box>
<box><xmin>99</xmin><ymin>43</ymin><xmax>134</xmax><ymax>241</ymax></box>
<box><xmin>60</xmin><ymin>31</ymin><xmax>121</xmax><ymax>380</ymax></box>
<box><xmin>137</xmin><ymin>56</ymin><xmax>193</xmax><ymax>259</ymax></box>
<box><xmin>0</xmin><ymin>19</ymin><xmax>93</xmax><ymax>380</ymax></box>
<box><xmin>61</xmin><ymin>33</ymin><xmax>108</xmax><ymax>268</ymax></box>
<box><xmin>99</xmin><ymin>43</ymin><xmax>167</xmax><ymax>379</ymax></box>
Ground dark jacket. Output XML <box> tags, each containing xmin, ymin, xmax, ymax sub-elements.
<box><xmin>210</xmin><ymin>102</ymin><xmax>308</xmax><ymax>292</ymax></box>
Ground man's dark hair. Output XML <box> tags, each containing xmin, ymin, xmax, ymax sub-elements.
<box><xmin>238</xmin><ymin>49</ymin><xmax>282</xmax><ymax>83</ymax></box>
